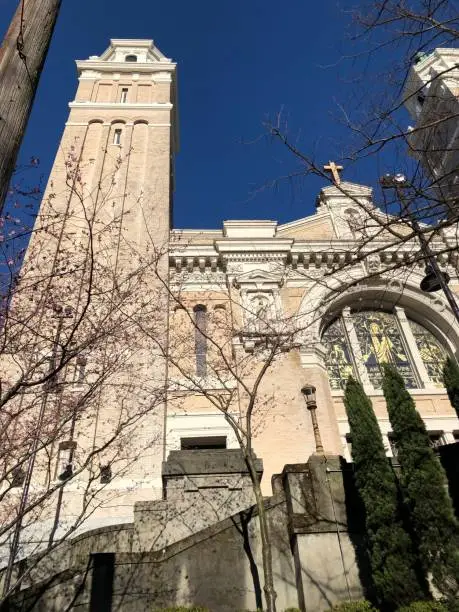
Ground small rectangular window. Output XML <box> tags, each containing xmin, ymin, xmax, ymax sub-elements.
<box><xmin>388</xmin><ymin>434</ymin><xmax>399</xmax><ymax>459</ymax></box>
<box><xmin>100</xmin><ymin>465</ymin><xmax>112</xmax><ymax>484</ymax></box>
<box><xmin>428</xmin><ymin>431</ymin><xmax>446</xmax><ymax>449</ymax></box>
<box><xmin>180</xmin><ymin>436</ymin><xmax>227</xmax><ymax>450</ymax></box>
<box><xmin>120</xmin><ymin>88</ymin><xmax>128</xmax><ymax>103</ymax></box>
<box><xmin>76</xmin><ymin>355</ymin><xmax>87</xmax><ymax>383</ymax></box>
<box><xmin>11</xmin><ymin>466</ymin><xmax>26</xmax><ymax>488</ymax></box>
<box><xmin>345</xmin><ymin>434</ymin><xmax>353</xmax><ymax>460</ymax></box>
<box><xmin>113</xmin><ymin>129</ymin><xmax>122</xmax><ymax>145</ymax></box>
<box><xmin>55</xmin><ymin>441</ymin><xmax>76</xmax><ymax>481</ymax></box>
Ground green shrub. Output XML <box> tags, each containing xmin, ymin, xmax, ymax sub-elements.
<box><xmin>383</xmin><ymin>364</ymin><xmax>459</xmax><ymax>599</ymax></box>
<box><xmin>154</xmin><ymin>608</ymin><xmax>209</xmax><ymax>612</ymax></box>
<box><xmin>344</xmin><ymin>378</ymin><xmax>426</xmax><ymax>608</ymax></box>
<box><xmin>397</xmin><ymin>601</ymin><xmax>448</xmax><ymax>612</ymax></box>
<box><xmin>331</xmin><ymin>600</ymin><xmax>379</xmax><ymax>612</ymax></box>
<box><xmin>332</xmin><ymin>599</ymin><xmax>378</xmax><ymax>612</ymax></box>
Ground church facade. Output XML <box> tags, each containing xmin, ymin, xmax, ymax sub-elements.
<box><xmin>2</xmin><ymin>39</ymin><xmax>459</xmax><ymax>609</ymax></box>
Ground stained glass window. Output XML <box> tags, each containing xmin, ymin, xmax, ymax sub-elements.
<box><xmin>409</xmin><ymin>320</ymin><xmax>448</xmax><ymax>387</ymax></box>
<box><xmin>353</xmin><ymin>311</ymin><xmax>417</xmax><ymax>389</ymax></box>
<box><xmin>321</xmin><ymin>309</ymin><xmax>448</xmax><ymax>390</ymax></box>
<box><xmin>322</xmin><ymin>318</ymin><xmax>356</xmax><ymax>390</ymax></box>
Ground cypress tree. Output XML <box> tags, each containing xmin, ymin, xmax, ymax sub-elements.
<box><xmin>382</xmin><ymin>364</ymin><xmax>459</xmax><ymax>599</ymax></box>
<box><xmin>344</xmin><ymin>377</ymin><xmax>426</xmax><ymax>610</ymax></box>
<box><xmin>443</xmin><ymin>357</ymin><xmax>459</xmax><ymax>419</ymax></box>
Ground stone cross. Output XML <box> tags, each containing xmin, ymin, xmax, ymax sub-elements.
<box><xmin>324</xmin><ymin>161</ymin><xmax>344</xmax><ymax>185</ymax></box>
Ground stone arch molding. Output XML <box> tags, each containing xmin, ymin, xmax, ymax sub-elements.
<box><xmin>296</xmin><ymin>268</ymin><xmax>459</xmax><ymax>355</ymax></box>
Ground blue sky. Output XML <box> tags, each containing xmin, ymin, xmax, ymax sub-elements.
<box><xmin>1</xmin><ymin>0</ymin><xmax>412</xmax><ymax>229</ymax></box>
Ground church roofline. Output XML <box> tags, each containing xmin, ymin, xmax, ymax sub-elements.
<box><xmin>76</xmin><ymin>39</ymin><xmax>174</xmax><ymax>75</ymax></box>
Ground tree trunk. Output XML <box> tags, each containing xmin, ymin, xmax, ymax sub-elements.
<box><xmin>0</xmin><ymin>0</ymin><xmax>62</xmax><ymax>213</ymax></box>
<box><xmin>245</xmin><ymin>451</ymin><xmax>277</xmax><ymax>612</ymax></box>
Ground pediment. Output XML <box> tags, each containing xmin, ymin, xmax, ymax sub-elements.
<box><xmin>277</xmin><ymin>212</ymin><xmax>334</xmax><ymax>240</ymax></box>
<box><xmin>233</xmin><ymin>269</ymin><xmax>284</xmax><ymax>289</ymax></box>
<box><xmin>320</xmin><ymin>181</ymin><xmax>373</xmax><ymax>198</ymax></box>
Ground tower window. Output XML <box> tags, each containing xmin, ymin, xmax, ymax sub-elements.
<box><xmin>193</xmin><ymin>305</ymin><xmax>207</xmax><ymax>377</ymax></box>
<box><xmin>76</xmin><ymin>355</ymin><xmax>87</xmax><ymax>383</ymax></box>
<box><xmin>100</xmin><ymin>465</ymin><xmax>112</xmax><ymax>484</ymax></box>
<box><xmin>11</xmin><ymin>466</ymin><xmax>26</xmax><ymax>488</ymax></box>
<box><xmin>55</xmin><ymin>441</ymin><xmax>76</xmax><ymax>481</ymax></box>
<box><xmin>120</xmin><ymin>88</ymin><xmax>128</xmax><ymax>103</ymax></box>
<box><xmin>113</xmin><ymin>129</ymin><xmax>122</xmax><ymax>145</ymax></box>
<box><xmin>125</xmin><ymin>55</ymin><xmax>137</xmax><ymax>62</ymax></box>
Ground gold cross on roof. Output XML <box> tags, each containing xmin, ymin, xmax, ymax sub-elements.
<box><xmin>324</xmin><ymin>161</ymin><xmax>344</xmax><ymax>185</ymax></box>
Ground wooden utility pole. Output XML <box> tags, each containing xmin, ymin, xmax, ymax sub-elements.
<box><xmin>0</xmin><ymin>0</ymin><xmax>62</xmax><ymax>214</ymax></box>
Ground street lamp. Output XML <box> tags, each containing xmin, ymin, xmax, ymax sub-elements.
<box><xmin>379</xmin><ymin>173</ymin><xmax>459</xmax><ymax>325</ymax></box>
<box><xmin>301</xmin><ymin>384</ymin><xmax>324</xmax><ymax>454</ymax></box>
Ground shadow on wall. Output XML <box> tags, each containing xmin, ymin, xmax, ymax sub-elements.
<box><xmin>438</xmin><ymin>442</ymin><xmax>459</xmax><ymax>518</ymax></box>
<box><xmin>340</xmin><ymin>457</ymin><xmax>376</xmax><ymax>604</ymax></box>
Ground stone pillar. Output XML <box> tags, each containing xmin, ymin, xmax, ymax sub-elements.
<box><xmin>342</xmin><ymin>307</ymin><xmax>374</xmax><ymax>394</ymax></box>
<box><xmin>394</xmin><ymin>306</ymin><xmax>436</xmax><ymax>389</ymax></box>
<box><xmin>132</xmin><ymin>449</ymin><xmax>263</xmax><ymax>552</ymax></box>
<box><xmin>283</xmin><ymin>455</ymin><xmax>364</xmax><ymax>611</ymax></box>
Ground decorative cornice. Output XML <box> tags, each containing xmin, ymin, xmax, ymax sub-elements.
<box><xmin>76</xmin><ymin>61</ymin><xmax>176</xmax><ymax>74</ymax></box>
<box><xmin>168</xmin><ymin>238</ymin><xmax>455</xmax><ymax>276</ymax></box>
<box><xmin>69</xmin><ymin>102</ymin><xmax>173</xmax><ymax>111</ymax></box>
<box><xmin>215</xmin><ymin>239</ymin><xmax>293</xmax><ymax>254</ymax></box>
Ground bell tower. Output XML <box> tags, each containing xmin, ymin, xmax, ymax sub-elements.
<box><xmin>50</xmin><ymin>39</ymin><xmax>178</xmax><ymax>245</ymax></box>
<box><xmin>4</xmin><ymin>41</ymin><xmax>179</xmax><ymax>537</ymax></box>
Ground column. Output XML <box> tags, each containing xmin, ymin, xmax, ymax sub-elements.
<box><xmin>342</xmin><ymin>307</ymin><xmax>375</xmax><ymax>394</ymax></box>
<box><xmin>394</xmin><ymin>307</ymin><xmax>435</xmax><ymax>390</ymax></box>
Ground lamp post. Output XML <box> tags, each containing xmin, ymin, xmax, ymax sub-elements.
<box><xmin>301</xmin><ymin>384</ymin><xmax>324</xmax><ymax>454</ymax></box>
<box><xmin>380</xmin><ymin>173</ymin><xmax>459</xmax><ymax>326</ymax></box>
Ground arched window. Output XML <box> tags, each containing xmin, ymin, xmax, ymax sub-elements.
<box><xmin>125</xmin><ymin>54</ymin><xmax>137</xmax><ymax>62</ymax></box>
<box><xmin>322</xmin><ymin>308</ymin><xmax>449</xmax><ymax>390</ymax></box>
<box><xmin>193</xmin><ymin>305</ymin><xmax>207</xmax><ymax>377</ymax></box>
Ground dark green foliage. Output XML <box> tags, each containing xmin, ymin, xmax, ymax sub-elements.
<box><xmin>344</xmin><ymin>378</ymin><xmax>426</xmax><ymax>610</ymax></box>
<box><xmin>382</xmin><ymin>364</ymin><xmax>459</xmax><ymax>599</ymax></box>
<box><xmin>331</xmin><ymin>601</ymin><xmax>379</xmax><ymax>612</ymax></box>
<box><xmin>397</xmin><ymin>602</ymin><xmax>448</xmax><ymax>612</ymax></box>
<box><xmin>154</xmin><ymin>608</ymin><xmax>209</xmax><ymax>612</ymax></box>
<box><xmin>443</xmin><ymin>357</ymin><xmax>459</xmax><ymax>419</ymax></box>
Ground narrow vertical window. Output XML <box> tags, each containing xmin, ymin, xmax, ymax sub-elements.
<box><xmin>76</xmin><ymin>355</ymin><xmax>87</xmax><ymax>383</ymax></box>
<box><xmin>100</xmin><ymin>465</ymin><xmax>112</xmax><ymax>484</ymax></box>
<box><xmin>194</xmin><ymin>305</ymin><xmax>207</xmax><ymax>377</ymax></box>
<box><xmin>120</xmin><ymin>88</ymin><xmax>128</xmax><ymax>103</ymax></box>
<box><xmin>388</xmin><ymin>434</ymin><xmax>399</xmax><ymax>459</ymax></box>
<box><xmin>55</xmin><ymin>441</ymin><xmax>76</xmax><ymax>481</ymax></box>
<box><xmin>113</xmin><ymin>129</ymin><xmax>122</xmax><ymax>145</ymax></box>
